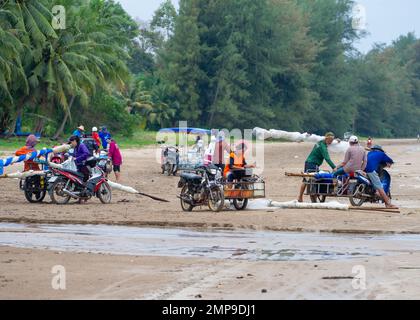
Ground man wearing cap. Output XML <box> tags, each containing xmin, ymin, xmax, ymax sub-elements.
<box><xmin>99</xmin><ymin>126</ymin><xmax>112</xmax><ymax>149</ymax></box>
<box><xmin>72</xmin><ymin>125</ymin><xmax>85</xmax><ymax>138</ymax></box>
<box><xmin>365</xmin><ymin>145</ymin><xmax>397</xmax><ymax>209</ymax></box>
<box><xmin>15</xmin><ymin>135</ymin><xmax>41</xmax><ymax>172</ymax></box>
<box><xmin>68</xmin><ymin>135</ymin><xmax>91</xmax><ymax>182</ymax></box>
<box><xmin>297</xmin><ymin>132</ymin><xmax>336</xmax><ymax>202</ymax></box>
<box><xmin>333</xmin><ymin>136</ymin><xmax>367</xmax><ymax>177</ymax></box>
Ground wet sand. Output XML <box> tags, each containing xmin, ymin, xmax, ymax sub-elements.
<box><xmin>2</xmin><ymin>246</ymin><xmax>420</xmax><ymax>299</ymax></box>
<box><xmin>1</xmin><ymin>139</ymin><xmax>420</xmax><ymax>299</ymax></box>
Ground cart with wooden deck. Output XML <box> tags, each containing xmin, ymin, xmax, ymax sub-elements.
<box><xmin>223</xmin><ymin>168</ymin><xmax>265</xmax><ymax>210</ymax></box>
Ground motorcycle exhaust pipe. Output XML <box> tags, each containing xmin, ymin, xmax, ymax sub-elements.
<box><xmin>62</xmin><ymin>189</ymin><xmax>80</xmax><ymax>199</ymax></box>
<box><xmin>177</xmin><ymin>195</ymin><xmax>194</xmax><ymax>205</ymax></box>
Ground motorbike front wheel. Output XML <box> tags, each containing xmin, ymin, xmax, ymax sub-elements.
<box><xmin>50</xmin><ymin>178</ymin><xmax>71</xmax><ymax>205</ymax></box>
<box><xmin>349</xmin><ymin>196</ymin><xmax>365</xmax><ymax>207</ymax></box>
<box><xmin>208</xmin><ymin>185</ymin><xmax>224</xmax><ymax>212</ymax></box>
<box><xmin>97</xmin><ymin>182</ymin><xmax>112</xmax><ymax>204</ymax></box>
<box><xmin>180</xmin><ymin>185</ymin><xmax>194</xmax><ymax>211</ymax></box>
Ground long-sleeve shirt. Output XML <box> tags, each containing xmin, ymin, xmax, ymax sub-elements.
<box><xmin>72</xmin><ymin>129</ymin><xmax>83</xmax><ymax>137</ymax></box>
<box><xmin>15</xmin><ymin>146</ymin><xmax>40</xmax><ymax>171</ymax></box>
<box><xmin>92</xmin><ymin>132</ymin><xmax>101</xmax><ymax>147</ymax></box>
<box><xmin>99</xmin><ymin>131</ymin><xmax>111</xmax><ymax>149</ymax></box>
<box><xmin>342</xmin><ymin>145</ymin><xmax>367</xmax><ymax>173</ymax></box>
<box><xmin>365</xmin><ymin>151</ymin><xmax>394</xmax><ymax>173</ymax></box>
<box><xmin>74</xmin><ymin>143</ymin><xmax>90</xmax><ymax>167</ymax></box>
<box><xmin>108</xmin><ymin>141</ymin><xmax>122</xmax><ymax>166</ymax></box>
<box><xmin>306</xmin><ymin>140</ymin><xmax>336</xmax><ymax>169</ymax></box>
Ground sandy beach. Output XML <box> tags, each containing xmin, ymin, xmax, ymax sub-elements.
<box><xmin>1</xmin><ymin>140</ymin><xmax>420</xmax><ymax>299</ymax></box>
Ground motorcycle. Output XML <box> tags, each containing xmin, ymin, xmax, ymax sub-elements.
<box><xmin>161</xmin><ymin>146</ymin><xmax>179</xmax><ymax>176</ymax></box>
<box><xmin>48</xmin><ymin>157</ymin><xmax>112</xmax><ymax>205</ymax></box>
<box><xmin>18</xmin><ymin>157</ymin><xmax>52</xmax><ymax>203</ymax></box>
<box><xmin>178</xmin><ymin>165</ymin><xmax>224</xmax><ymax>212</ymax></box>
<box><xmin>97</xmin><ymin>150</ymin><xmax>113</xmax><ymax>177</ymax></box>
<box><xmin>348</xmin><ymin>164</ymin><xmax>392</xmax><ymax>207</ymax></box>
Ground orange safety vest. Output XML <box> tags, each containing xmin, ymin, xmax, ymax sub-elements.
<box><xmin>15</xmin><ymin>146</ymin><xmax>40</xmax><ymax>172</ymax></box>
<box><xmin>223</xmin><ymin>151</ymin><xmax>246</xmax><ymax>177</ymax></box>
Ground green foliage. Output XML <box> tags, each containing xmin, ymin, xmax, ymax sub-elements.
<box><xmin>1</xmin><ymin>0</ymin><xmax>419</xmax><ymax>140</ymax></box>
<box><xmin>85</xmin><ymin>91</ymin><xmax>140</xmax><ymax>137</ymax></box>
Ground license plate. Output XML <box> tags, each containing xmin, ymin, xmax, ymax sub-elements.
<box><xmin>49</xmin><ymin>176</ymin><xmax>58</xmax><ymax>183</ymax></box>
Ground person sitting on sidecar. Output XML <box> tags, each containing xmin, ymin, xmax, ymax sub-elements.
<box><xmin>15</xmin><ymin>134</ymin><xmax>41</xmax><ymax>172</ymax></box>
<box><xmin>365</xmin><ymin>145</ymin><xmax>397</xmax><ymax>209</ymax></box>
<box><xmin>223</xmin><ymin>142</ymin><xmax>255</xmax><ymax>183</ymax></box>
<box><xmin>333</xmin><ymin>136</ymin><xmax>367</xmax><ymax>178</ymax></box>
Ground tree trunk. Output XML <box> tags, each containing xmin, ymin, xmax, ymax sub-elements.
<box><xmin>53</xmin><ymin>96</ymin><xmax>75</xmax><ymax>140</ymax></box>
<box><xmin>6</xmin><ymin>98</ymin><xmax>25</xmax><ymax>137</ymax></box>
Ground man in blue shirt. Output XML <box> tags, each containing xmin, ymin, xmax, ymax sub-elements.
<box><xmin>365</xmin><ymin>145</ymin><xmax>397</xmax><ymax>209</ymax></box>
<box><xmin>72</xmin><ymin>125</ymin><xmax>85</xmax><ymax>138</ymax></box>
<box><xmin>99</xmin><ymin>126</ymin><xmax>111</xmax><ymax>149</ymax></box>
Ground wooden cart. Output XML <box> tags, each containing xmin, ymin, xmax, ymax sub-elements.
<box><xmin>223</xmin><ymin>171</ymin><xmax>266</xmax><ymax>210</ymax></box>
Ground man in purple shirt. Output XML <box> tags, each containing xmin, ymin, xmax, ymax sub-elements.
<box><xmin>69</xmin><ymin>135</ymin><xmax>91</xmax><ymax>182</ymax></box>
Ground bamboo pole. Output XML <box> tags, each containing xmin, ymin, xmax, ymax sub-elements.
<box><xmin>285</xmin><ymin>172</ymin><xmax>316</xmax><ymax>178</ymax></box>
<box><xmin>349</xmin><ymin>206</ymin><xmax>400</xmax><ymax>213</ymax></box>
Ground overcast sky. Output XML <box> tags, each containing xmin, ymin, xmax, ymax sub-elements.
<box><xmin>117</xmin><ymin>0</ymin><xmax>420</xmax><ymax>53</ymax></box>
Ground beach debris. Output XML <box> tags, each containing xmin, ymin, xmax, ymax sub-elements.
<box><xmin>270</xmin><ymin>200</ymin><xmax>349</xmax><ymax>211</ymax></box>
<box><xmin>253</xmin><ymin>127</ymin><xmax>349</xmax><ymax>153</ymax></box>
<box><xmin>0</xmin><ymin>170</ymin><xmax>47</xmax><ymax>179</ymax></box>
<box><xmin>107</xmin><ymin>180</ymin><xmax>169</xmax><ymax>202</ymax></box>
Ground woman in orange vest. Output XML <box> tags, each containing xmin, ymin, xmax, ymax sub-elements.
<box><xmin>15</xmin><ymin>135</ymin><xmax>41</xmax><ymax>171</ymax></box>
<box><xmin>224</xmin><ymin>142</ymin><xmax>255</xmax><ymax>182</ymax></box>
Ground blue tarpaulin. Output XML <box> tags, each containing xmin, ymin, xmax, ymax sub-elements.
<box><xmin>159</xmin><ymin>128</ymin><xmax>211</xmax><ymax>135</ymax></box>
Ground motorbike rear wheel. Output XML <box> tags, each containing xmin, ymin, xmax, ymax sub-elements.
<box><xmin>208</xmin><ymin>185</ymin><xmax>224</xmax><ymax>212</ymax></box>
<box><xmin>232</xmin><ymin>183</ymin><xmax>249</xmax><ymax>210</ymax></box>
<box><xmin>22</xmin><ymin>177</ymin><xmax>47</xmax><ymax>203</ymax></box>
<box><xmin>97</xmin><ymin>182</ymin><xmax>112</xmax><ymax>204</ymax></box>
<box><xmin>50</xmin><ymin>178</ymin><xmax>71</xmax><ymax>205</ymax></box>
<box><xmin>310</xmin><ymin>195</ymin><xmax>327</xmax><ymax>203</ymax></box>
<box><xmin>180</xmin><ymin>185</ymin><xmax>194</xmax><ymax>211</ymax></box>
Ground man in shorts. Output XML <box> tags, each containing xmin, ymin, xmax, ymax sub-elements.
<box><xmin>365</xmin><ymin>145</ymin><xmax>397</xmax><ymax>209</ymax></box>
<box><xmin>107</xmin><ymin>138</ymin><xmax>122</xmax><ymax>182</ymax></box>
<box><xmin>297</xmin><ymin>132</ymin><xmax>336</xmax><ymax>202</ymax></box>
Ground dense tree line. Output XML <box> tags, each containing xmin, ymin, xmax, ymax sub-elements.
<box><xmin>1</xmin><ymin>0</ymin><xmax>419</xmax><ymax>138</ymax></box>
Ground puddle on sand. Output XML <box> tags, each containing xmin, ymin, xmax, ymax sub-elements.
<box><xmin>1</xmin><ymin>223</ymin><xmax>420</xmax><ymax>262</ymax></box>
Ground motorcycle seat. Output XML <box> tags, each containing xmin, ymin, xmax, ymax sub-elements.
<box><xmin>180</xmin><ymin>172</ymin><xmax>202</xmax><ymax>182</ymax></box>
<box><xmin>60</xmin><ymin>168</ymin><xmax>85</xmax><ymax>178</ymax></box>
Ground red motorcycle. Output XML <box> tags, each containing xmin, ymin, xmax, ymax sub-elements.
<box><xmin>48</xmin><ymin>157</ymin><xmax>112</xmax><ymax>204</ymax></box>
